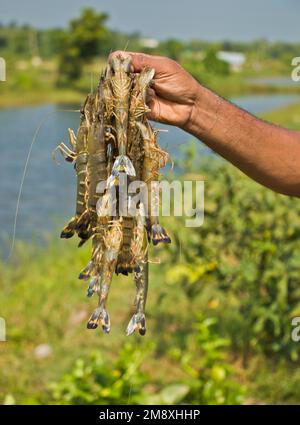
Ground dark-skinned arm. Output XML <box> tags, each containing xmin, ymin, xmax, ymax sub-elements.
<box><xmin>110</xmin><ymin>51</ymin><xmax>300</xmax><ymax>197</ymax></box>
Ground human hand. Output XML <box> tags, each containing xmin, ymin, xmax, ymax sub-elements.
<box><xmin>109</xmin><ymin>51</ymin><xmax>201</xmax><ymax>131</ymax></box>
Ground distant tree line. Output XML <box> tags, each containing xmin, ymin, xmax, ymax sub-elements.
<box><xmin>0</xmin><ymin>8</ymin><xmax>299</xmax><ymax>83</ymax></box>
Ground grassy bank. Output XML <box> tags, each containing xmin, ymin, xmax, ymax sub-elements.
<box><xmin>1</xmin><ymin>56</ymin><xmax>300</xmax><ymax>109</ymax></box>
<box><xmin>0</xmin><ymin>89</ymin><xmax>83</xmax><ymax>109</ymax></box>
<box><xmin>0</xmin><ymin>58</ymin><xmax>106</xmax><ymax>108</ymax></box>
<box><xmin>0</xmin><ymin>77</ymin><xmax>81</xmax><ymax>109</ymax></box>
<box><xmin>1</xmin><ymin>151</ymin><xmax>300</xmax><ymax>404</ymax></box>
<box><xmin>262</xmin><ymin>102</ymin><xmax>300</xmax><ymax>130</ymax></box>
<box><xmin>197</xmin><ymin>74</ymin><xmax>300</xmax><ymax>98</ymax></box>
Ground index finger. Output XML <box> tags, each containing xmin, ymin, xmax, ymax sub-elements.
<box><xmin>109</xmin><ymin>51</ymin><xmax>169</xmax><ymax>76</ymax></box>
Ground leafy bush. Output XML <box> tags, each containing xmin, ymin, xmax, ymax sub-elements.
<box><xmin>57</xmin><ymin>8</ymin><xmax>110</xmax><ymax>83</ymax></box>
<box><xmin>202</xmin><ymin>48</ymin><xmax>230</xmax><ymax>75</ymax></box>
<box><xmin>49</xmin><ymin>343</ymin><xmax>150</xmax><ymax>405</ymax></box>
<box><xmin>160</xmin><ymin>315</ymin><xmax>245</xmax><ymax>405</ymax></box>
<box><xmin>48</xmin><ymin>317</ymin><xmax>244</xmax><ymax>405</ymax></box>
<box><xmin>164</xmin><ymin>143</ymin><xmax>300</xmax><ymax>362</ymax></box>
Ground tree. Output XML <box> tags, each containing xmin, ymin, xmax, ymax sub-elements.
<box><xmin>202</xmin><ymin>48</ymin><xmax>230</xmax><ymax>76</ymax></box>
<box><xmin>58</xmin><ymin>8</ymin><xmax>110</xmax><ymax>84</ymax></box>
<box><xmin>159</xmin><ymin>38</ymin><xmax>185</xmax><ymax>61</ymax></box>
<box><xmin>58</xmin><ymin>45</ymin><xmax>83</xmax><ymax>84</ymax></box>
<box><xmin>68</xmin><ymin>8</ymin><xmax>109</xmax><ymax>59</ymax></box>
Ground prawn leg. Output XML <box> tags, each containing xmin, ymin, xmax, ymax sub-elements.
<box><xmin>126</xmin><ymin>258</ymin><xmax>148</xmax><ymax>336</ymax></box>
<box><xmin>87</xmin><ymin>219</ymin><xmax>123</xmax><ymax>333</ymax></box>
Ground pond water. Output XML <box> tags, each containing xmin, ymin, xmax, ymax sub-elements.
<box><xmin>247</xmin><ymin>76</ymin><xmax>299</xmax><ymax>88</ymax></box>
<box><xmin>0</xmin><ymin>93</ymin><xmax>299</xmax><ymax>250</ymax></box>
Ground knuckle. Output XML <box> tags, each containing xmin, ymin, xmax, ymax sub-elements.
<box><xmin>108</xmin><ymin>50</ymin><xmax>129</xmax><ymax>62</ymax></box>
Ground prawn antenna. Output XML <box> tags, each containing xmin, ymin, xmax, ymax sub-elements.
<box><xmin>91</xmin><ymin>72</ymin><xmax>94</xmax><ymax>94</ymax></box>
<box><xmin>123</xmin><ymin>40</ymin><xmax>130</xmax><ymax>53</ymax></box>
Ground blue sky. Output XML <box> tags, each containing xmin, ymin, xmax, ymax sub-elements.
<box><xmin>1</xmin><ymin>0</ymin><xmax>300</xmax><ymax>42</ymax></box>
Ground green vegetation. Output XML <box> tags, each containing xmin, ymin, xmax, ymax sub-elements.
<box><xmin>263</xmin><ymin>102</ymin><xmax>300</xmax><ymax>130</ymax></box>
<box><xmin>1</xmin><ymin>138</ymin><xmax>300</xmax><ymax>404</ymax></box>
<box><xmin>57</xmin><ymin>9</ymin><xmax>110</xmax><ymax>84</ymax></box>
<box><xmin>48</xmin><ymin>316</ymin><xmax>244</xmax><ymax>405</ymax></box>
<box><xmin>0</xmin><ymin>228</ymin><xmax>245</xmax><ymax>405</ymax></box>
<box><xmin>1</xmin><ymin>5</ymin><xmax>300</xmax><ymax>406</ymax></box>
